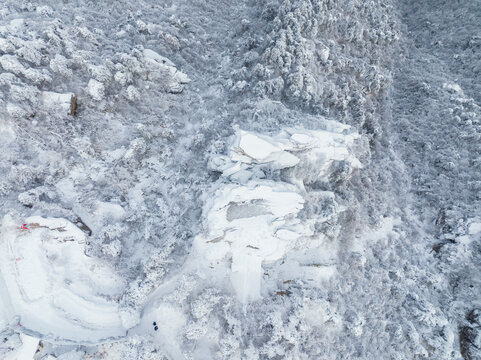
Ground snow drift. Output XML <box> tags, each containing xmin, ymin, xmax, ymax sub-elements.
<box><xmin>0</xmin><ymin>216</ymin><xmax>128</xmax><ymax>343</ymax></box>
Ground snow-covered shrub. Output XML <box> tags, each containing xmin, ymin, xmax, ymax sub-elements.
<box><xmin>237</xmin><ymin>0</ymin><xmax>399</xmax><ymax>136</ymax></box>
<box><xmin>102</xmin><ymin>239</ymin><xmax>123</xmax><ymax>258</ymax></box>
<box><xmin>88</xmin><ymin>78</ymin><xmax>105</xmax><ymax>100</ymax></box>
<box><xmin>49</xmin><ymin>54</ymin><xmax>72</xmax><ymax>77</ymax></box>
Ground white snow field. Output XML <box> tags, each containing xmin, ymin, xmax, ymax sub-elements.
<box><xmin>4</xmin><ymin>334</ymin><xmax>39</xmax><ymax>360</ymax></box>
<box><xmin>195</xmin><ymin>122</ymin><xmax>362</xmax><ymax>302</ymax></box>
<box><xmin>0</xmin><ymin>215</ymin><xmax>128</xmax><ymax>344</ymax></box>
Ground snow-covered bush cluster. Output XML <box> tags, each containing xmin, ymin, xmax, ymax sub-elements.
<box><xmin>233</xmin><ymin>0</ymin><xmax>398</xmax><ymax>137</ymax></box>
<box><xmin>0</xmin><ymin>0</ymin><xmax>195</xmax><ymax>303</ymax></box>
<box><xmin>428</xmin><ymin>216</ymin><xmax>481</xmax><ymax>360</ymax></box>
<box><xmin>396</xmin><ymin>80</ymin><xmax>481</xmax><ymax>214</ymax></box>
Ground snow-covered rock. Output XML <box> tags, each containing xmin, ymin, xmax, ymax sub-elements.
<box><xmin>196</xmin><ymin>122</ymin><xmax>362</xmax><ymax>303</ymax></box>
<box><xmin>195</xmin><ymin>181</ymin><xmax>313</xmax><ymax>303</ymax></box>
<box><xmin>40</xmin><ymin>91</ymin><xmax>74</xmax><ymax>115</ymax></box>
<box><xmin>468</xmin><ymin>221</ymin><xmax>481</xmax><ymax>235</ymax></box>
<box><xmin>143</xmin><ymin>49</ymin><xmax>190</xmax><ymax>93</ymax></box>
<box><xmin>0</xmin><ymin>54</ymin><xmax>25</xmax><ymax>75</ymax></box>
<box><xmin>213</xmin><ymin>124</ymin><xmax>362</xmax><ymax>186</ymax></box>
<box><xmin>0</xmin><ymin>215</ymin><xmax>129</xmax><ymax>343</ymax></box>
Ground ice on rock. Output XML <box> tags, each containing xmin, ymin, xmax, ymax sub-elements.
<box><xmin>0</xmin><ymin>215</ymin><xmax>129</xmax><ymax>343</ymax></box>
<box><xmin>196</xmin><ymin>122</ymin><xmax>362</xmax><ymax>303</ymax></box>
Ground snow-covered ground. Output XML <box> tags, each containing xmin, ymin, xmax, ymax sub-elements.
<box><xmin>0</xmin><ymin>216</ymin><xmax>127</xmax><ymax>343</ymax></box>
<box><xmin>0</xmin><ymin>0</ymin><xmax>480</xmax><ymax>359</ymax></box>
<box><xmin>4</xmin><ymin>334</ymin><xmax>39</xmax><ymax>360</ymax></box>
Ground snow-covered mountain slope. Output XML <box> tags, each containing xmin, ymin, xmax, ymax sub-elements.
<box><xmin>0</xmin><ymin>0</ymin><xmax>480</xmax><ymax>359</ymax></box>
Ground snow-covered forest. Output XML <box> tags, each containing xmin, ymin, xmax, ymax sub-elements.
<box><xmin>0</xmin><ymin>0</ymin><xmax>480</xmax><ymax>359</ymax></box>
